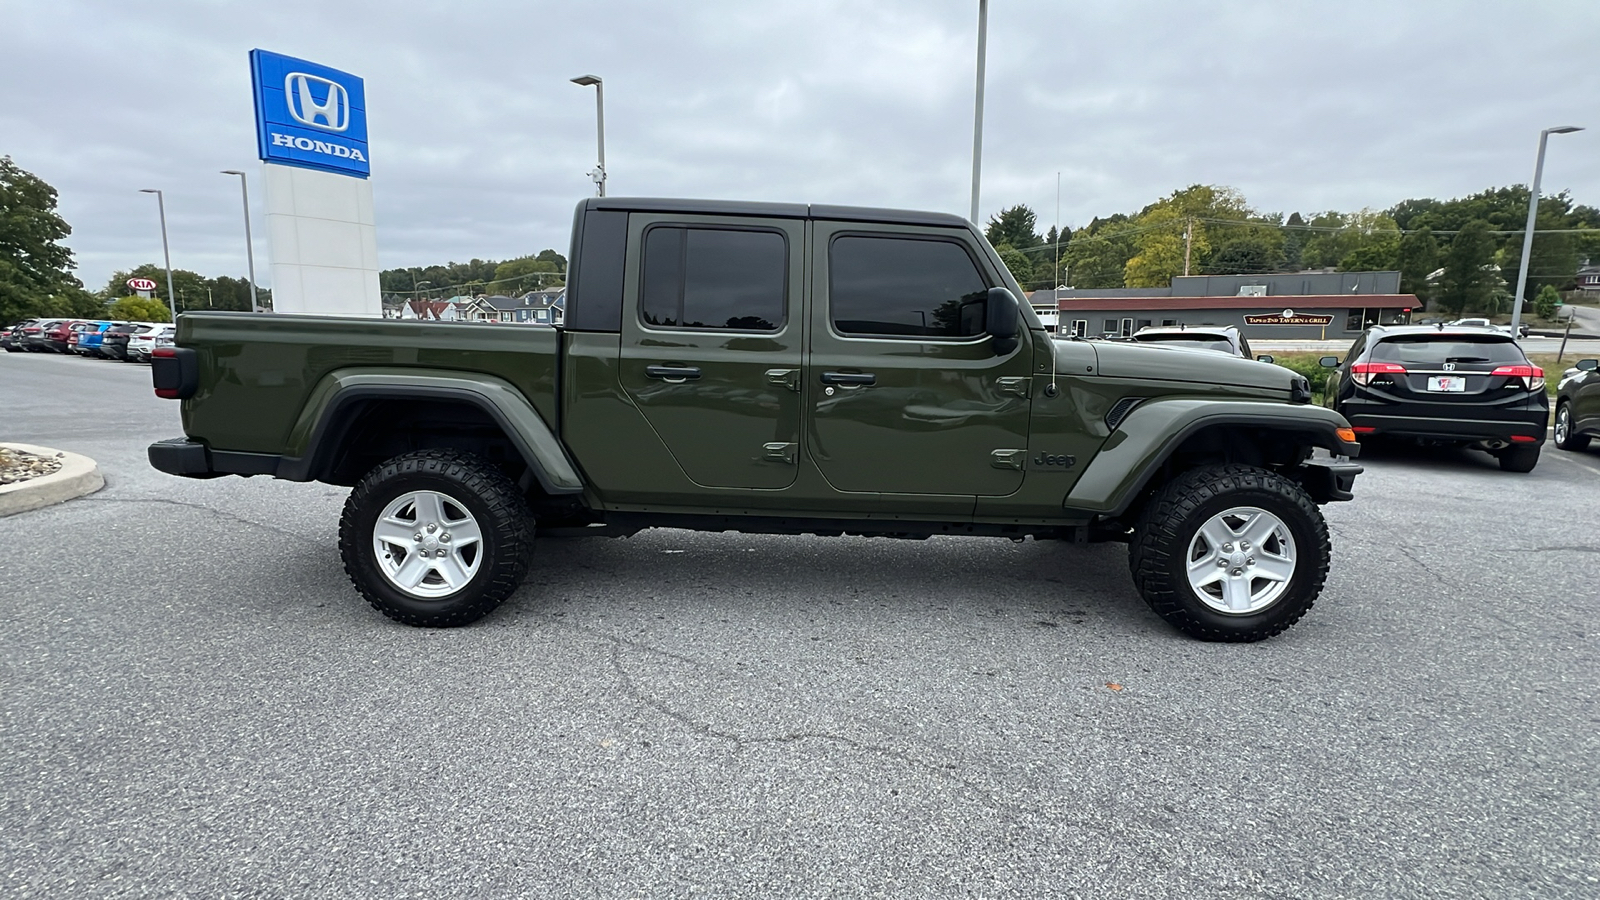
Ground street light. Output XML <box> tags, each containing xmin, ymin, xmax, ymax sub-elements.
<box><xmin>220</xmin><ymin>170</ymin><xmax>259</xmax><ymax>313</ymax></box>
<box><xmin>571</xmin><ymin>74</ymin><xmax>606</xmax><ymax>197</ymax></box>
<box><xmin>970</xmin><ymin>0</ymin><xmax>988</xmax><ymax>224</ymax></box>
<box><xmin>1510</xmin><ymin>125</ymin><xmax>1584</xmax><ymax>339</ymax></box>
<box><xmin>138</xmin><ymin>189</ymin><xmax>179</xmax><ymax>322</ymax></box>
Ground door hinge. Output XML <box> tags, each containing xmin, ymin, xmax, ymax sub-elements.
<box><xmin>991</xmin><ymin>448</ymin><xmax>1025</xmax><ymax>470</ymax></box>
<box><xmin>765</xmin><ymin>368</ymin><xmax>800</xmax><ymax>392</ymax></box>
<box><xmin>997</xmin><ymin>376</ymin><xmax>1030</xmax><ymax>398</ymax></box>
<box><xmin>763</xmin><ymin>442</ymin><xmax>797</xmax><ymax>464</ymax></box>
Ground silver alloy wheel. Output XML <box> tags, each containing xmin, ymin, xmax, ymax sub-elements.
<box><xmin>1185</xmin><ymin>506</ymin><xmax>1297</xmax><ymax>615</ymax></box>
<box><xmin>1555</xmin><ymin>405</ymin><xmax>1570</xmax><ymax>444</ymax></box>
<box><xmin>371</xmin><ymin>490</ymin><xmax>484</xmax><ymax>599</ymax></box>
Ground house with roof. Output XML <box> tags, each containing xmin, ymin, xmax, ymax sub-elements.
<box><xmin>1031</xmin><ymin>271</ymin><xmax>1418</xmax><ymax>340</ymax></box>
<box><xmin>1577</xmin><ymin>259</ymin><xmax>1600</xmax><ymax>292</ymax></box>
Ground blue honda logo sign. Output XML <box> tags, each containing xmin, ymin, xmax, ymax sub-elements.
<box><xmin>250</xmin><ymin>49</ymin><xmax>370</xmax><ymax>177</ymax></box>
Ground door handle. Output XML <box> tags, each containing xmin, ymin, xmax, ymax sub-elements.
<box><xmin>820</xmin><ymin>372</ymin><xmax>876</xmax><ymax>386</ymax></box>
<box><xmin>646</xmin><ymin>364</ymin><xmax>702</xmax><ymax>381</ymax></box>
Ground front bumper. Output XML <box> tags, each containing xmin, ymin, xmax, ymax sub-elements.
<box><xmin>1296</xmin><ymin>457</ymin><xmax>1363</xmax><ymax>503</ymax></box>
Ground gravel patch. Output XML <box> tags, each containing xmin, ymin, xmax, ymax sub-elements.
<box><xmin>0</xmin><ymin>446</ymin><xmax>63</xmax><ymax>485</ymax></box>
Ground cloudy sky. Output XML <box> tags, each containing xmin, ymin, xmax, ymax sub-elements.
<box><xmin>5</xmin><ymin>0</ymin><xmax>1599</xmax><ymax>292</ymax></box>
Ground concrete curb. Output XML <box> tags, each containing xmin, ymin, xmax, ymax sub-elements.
<box><xmin>0</xmin><ymin>443</ymin><xmax>105</xmax><ymax>518</ymax></box>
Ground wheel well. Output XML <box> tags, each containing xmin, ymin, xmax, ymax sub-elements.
<box><xmin>1114</xmin><ymin>423</ymin><xmax>1320</xmax><ymax>529</ymax></box>
<box><xmin>319</xmin><ymin>399</ymin><xmax>528</xmax><ymax>488</ymax></box>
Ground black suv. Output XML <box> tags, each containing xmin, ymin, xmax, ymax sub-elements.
<box><xmin>1128</xmin><ymin>324</ymin><xmax>1270</xmax><ymax>361</ymax></box>
<box><xmin>1321</xmin><ymin>325</ymin><xmax>1548</xmax><ymax>472</ymax></box>
<box><xmin>1554</xmin><ymin>358</ymin><xmax>1600</xmax><ymax>453</ymax></box>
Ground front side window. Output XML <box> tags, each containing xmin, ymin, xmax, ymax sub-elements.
<box><xmin>829</xmin><ymin>235</ymin><xmax>990</xmax><ymax>338</ymax></box>
<box><xmin>640</xmin><ymin>226</ymin><xmax>786</xmax><ymax>331</ymax></box>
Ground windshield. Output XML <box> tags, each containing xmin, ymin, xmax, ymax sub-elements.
<box><xmin>1133</xmin><ymin>334</ymin><xmax>1235</xmax><ymax>354</ymax></box>
<box><xmin>1369</xmin><ymin>336</ymin><xmax>1525</xmax><ymax>365</ymax></box>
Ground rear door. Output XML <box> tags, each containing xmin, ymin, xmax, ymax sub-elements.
<box><xmin>805</xmin><ymin>222</ymin><xmax>1033</xmax><ymax>498</ymax></box>
<box><xmin>617</xmin><ymin>213</ymin><xmax>806</xmax><ymax>490</ymax></box>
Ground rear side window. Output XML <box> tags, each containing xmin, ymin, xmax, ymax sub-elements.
<box><xmin>829</xmin><ymin>235</ymin><xmax>990</xmax><ymax>338</ymax></box>
<box><xmin>640</xmin><ymin>226</ymin><xmax>786</xmax><ymax>331</ymax></box>
<box><xmin>1369</xmin><ymin>337</ymin><xmax>1526</xmax><ymax>365</ymax></box>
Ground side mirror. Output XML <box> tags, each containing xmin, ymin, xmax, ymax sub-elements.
<box><xmin>986</xmin><ymin>287</ymin><xmax>1019</xmax><ymax>355</ymax></box>
<box><xmin>1256</xmin><ymin>354</ymin><xmax>1275</xmax><ymax>364</ymax></box>
<box><xmin>1318</xmin><ymin>356</ymin><xmax>1341</xmax><ymax>368</ymax></box>
<box><xmin>1577</xmin><ymin>359</ymin><xmax>1599</xmax><ymax>371</ymax></box>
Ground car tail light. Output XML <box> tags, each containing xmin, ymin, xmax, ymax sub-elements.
<box><xmin>1352</xmin><ymin>426</ymin><xmax>1378</xmax><ymax>434</ymax></box>
<box><xmin>1490</xmin><ymin>364</ymin><xmax>1544</xmax><ymax>390</ymax></box>
<box><xmin>1350</xmin><ymin>362</ymin><xmax>1406</xmax><ymax>386</ymax></box>
<box><xmin>1509</xmin><ymin>434</ymin><xmax>1538</xmax><ymax>443</ymax></box>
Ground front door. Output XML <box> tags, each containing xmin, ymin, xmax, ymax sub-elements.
<box><xmin>805</xmin><ymin>223</ymin><xmax>1033</xmax><ymax>497</ymax></box>
<box><xmin>618</xmin><ymin>214</ymin><xmax>806</xmax><ymax>490</ymax></box>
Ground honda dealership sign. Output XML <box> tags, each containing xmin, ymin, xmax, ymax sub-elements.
<box><xmin>249</xmin><ymin>49</ymin><xmax>370</xmax><ymax>177</ymax></box>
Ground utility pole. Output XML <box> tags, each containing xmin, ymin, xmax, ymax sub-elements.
<box><xmin>1183</xmin><ymin>219</ymin><xmax>1194</xmax><ymax>277</ymax></box>
<box><xmin>969</xmin><ymin>0</ymin><xmax>988</xmax><ymax>224</ymax></box>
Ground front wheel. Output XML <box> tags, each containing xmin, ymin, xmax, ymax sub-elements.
<box><xmin>339</xmin><ymin>450</ymin><xmax>533</xmax><ymax>627</ymax></box>
<box><xmin>1129</xmin><ymin>464</ymin><xmax>1329</xmax><ymax>642</ymax></box>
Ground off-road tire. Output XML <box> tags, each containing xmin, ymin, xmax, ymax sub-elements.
<box><xmin>1554</xmin><ymin>403</ymin><xmax>1590</xmax><ymax>452</ymax></box>
<box><xmin>1496</xmin><ymin>445</ymin><xmax>1540</xmax><ymax>473</ymax></box>
<box><xmin>339</xmin><ymin>449</ymin><xmax>532</xmax><ymax>627</ymax></box>
<box><xmin>1129</xmin><ymin>464</ymin><xmax>1329</xmax><ymax>642</ymax></box>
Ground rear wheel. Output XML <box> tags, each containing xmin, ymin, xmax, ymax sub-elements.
<box><xmin>1496</xmin><ymin>444</ymin><xmax>1540</xmax><ymax>473</ymax></box>
<box><xmin>339</xmin><ymin>449</ymin><xmax>533</xmax><ymax>627</ymax></box>
<box><xmin>1129</xmin><ymin>464</ymin><xmax>1329</xmax><ymax>642</ymax></box>
<box><xmin>1554</xmin><ymin>404</ymin><xmax>1590</xmax><ymax>452</ymax></box>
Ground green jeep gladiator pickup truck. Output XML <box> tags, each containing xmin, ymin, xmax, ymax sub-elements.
<box><xmin>149</xmin><ymin>197</ymin><xmax>1361</xmax><ymax>641</ymax></box>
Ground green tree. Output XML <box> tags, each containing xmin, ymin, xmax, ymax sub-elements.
<box><xmin>0</xmin><ymin>156</ymin><xmax>88</xmax><ymax>324</ymax></box>
<box><xmin>102</xmin><ymin>265</ymin><xmax>210</xmax><ymax>312</ymax></box>
<box><xmin>1123</xmin><ymin>185</ymin><xmax>1253</xmax><ymax>286</ymax></box>
<box><xmin>1063</xmin><ymin>218</ymin><xmax>1135</xmax><ymax>289</ymax></box>
<box><xmin>994</xmin><ymin>245</ymin><xmax>1034</xmax><ymax>287</ymax></box>
<box><xmin>1436</xmin><ymin>220</ymin><xmax>1496</xmax><ymax>315</ymax></box>
<box><xmin>493</xmin><ymin>254</ymin><xmax>564</xmax><ymax>291</ymax></box>
<box><xmin>1398</xmin><ymin>227</ymin><xmax>1439</xmax><ymax>307</ymax></box>
<box><xmin>1533</xmin><ymin>284</ymin><xmax>1561</xmax><ymax>320</ymax></box>
<box><xmin>106</xmin><ymin>295</ymin><xmax>172</xmax><ymax>322</ymax></box>
<box><xmin>985</xmin><ymin>205</ymin><xmax>1042</xmax><ymax>251</ymax></box>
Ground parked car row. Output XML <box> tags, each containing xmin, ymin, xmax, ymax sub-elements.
<box><xmin>1073</xmin><ymin>321</ymin><xmax>1592</xmax><ymax>474</ymax></box>
<box><xmin>2</xmin><ymin>318</ymin><xmax>174</xmax><ymax>361</ymax></box>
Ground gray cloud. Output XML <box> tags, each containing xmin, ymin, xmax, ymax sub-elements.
<box><xmin>3</xmin><ymin>0</ymin><xmax>1597</xmax><ymax>292</ymax></box>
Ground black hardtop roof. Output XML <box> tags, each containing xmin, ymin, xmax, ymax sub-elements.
<box><xmin>582</xmin><ymin>197</ymin><xmax>972</xmax><ymax>228</ymax></box>
<box><xmin>1370</xmin><ymin>324</ymin><xmax>1515</xmax><ymax>341</ymax></box>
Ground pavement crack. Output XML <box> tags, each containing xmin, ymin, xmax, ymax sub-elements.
<box><xmin>593</xmin><ymin>633</ymin><xmax>1024</xmax><ymax>813</ymax></box>
<box><xmin>1508</xmin><ymin>545</ymin><xmax>1600</xmax><ymax>554</ymax></box>
<box><xmin>77</xmin><ymin>495</ymin><xmax>322</xmax><ymax>546</ymax></box>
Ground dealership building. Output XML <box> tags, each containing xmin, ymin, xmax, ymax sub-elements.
<box><xmin>1030</xmin><ymin>271</ymin><xmax>1417</xmax><ymax>341</ymax></box>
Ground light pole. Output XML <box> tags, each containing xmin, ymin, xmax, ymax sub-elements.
<box><xmin>571</xmin><ymin>75</ymin><xmax>606</xmax><ymax>197</ymax></box>
<box><xmin>1510</xmin><ymin>125</ymin><xmax>1584</xmax><ymax>339</ymax></box>
<box><xmin>220</xmin><ymin>170</ymin><xmax>259</xmax><ymax>312</ymax></box>
<box><xmin>970</xmin><ymin>0</ymin><xmax>988</xmax><ymax>224</ymax></box>
<box><xmin>138</xmin><ymin>189</ymin><xmax>179</xmax><ymax>321</ymax></box>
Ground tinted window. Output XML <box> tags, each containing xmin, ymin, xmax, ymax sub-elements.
<box><xmin>1369</xmin><ymin>336</ymin><xmax>1525</xmax><ymax>365</ymax></box>
<box><xmin>829</xmin><ymin>236</ymin><xmax>989</xmax><ymax>337</ymax></box>
<box><xmin>640</xmin><ymin>227</ymin><xmax>786</xmax><ymax>331</ymax></box>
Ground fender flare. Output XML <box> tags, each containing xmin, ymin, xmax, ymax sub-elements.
<box><xmin>1064</xmin><ymin>398</ymin><xmax>1358</xmax><ymax>516</ymax></box>
<box><xmin>277</xmin><ymin>368</ymin><xmax>584</xmax><ymax>494</ymax></box>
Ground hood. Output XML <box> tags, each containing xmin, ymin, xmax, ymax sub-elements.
<box><xmin>1076</xmin><ymin>339</ymin><xmax>1306</xmax><ymax>397</ymax></box>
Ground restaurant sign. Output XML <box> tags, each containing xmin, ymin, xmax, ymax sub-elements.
<box><xmin>1244</xmin><ymin>310</ymin><xmax>1334</xmax><ymax>326</ymax></box>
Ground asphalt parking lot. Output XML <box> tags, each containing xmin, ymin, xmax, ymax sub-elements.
<box><xmin>3</xmin><ymin>350</ymin><xmax>1597</xmax><ymax>899</ymax></box>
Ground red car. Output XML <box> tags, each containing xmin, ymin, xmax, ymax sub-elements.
<box><xmin>41</xmin><ymin>320</ymin><xmax>90</xmax><ymax>353</ymax></box>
